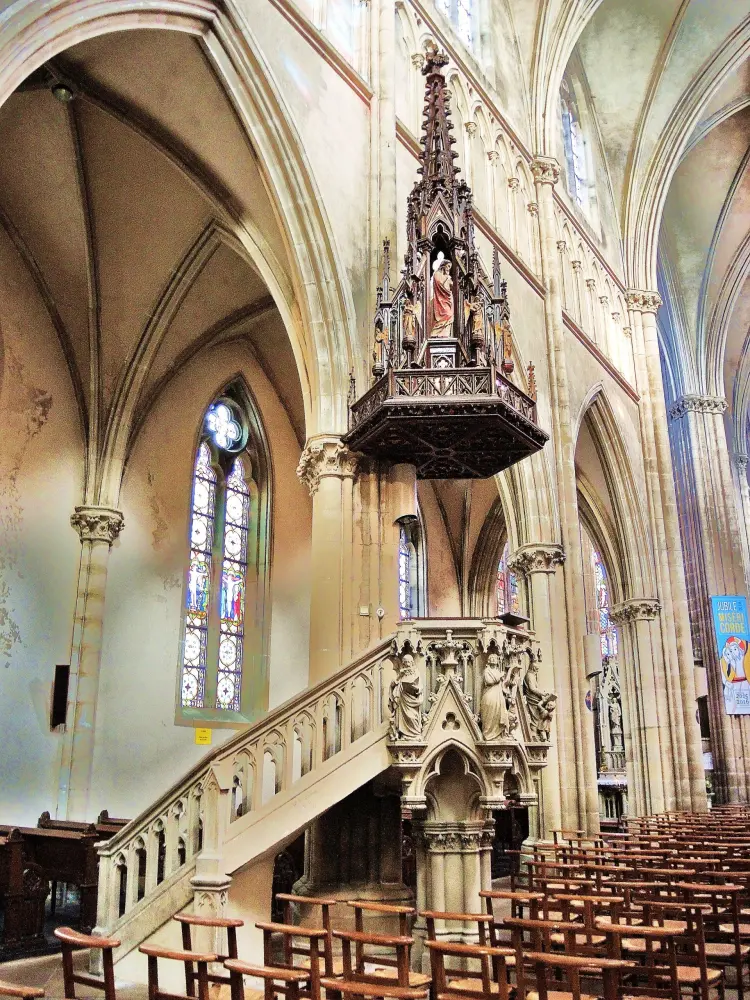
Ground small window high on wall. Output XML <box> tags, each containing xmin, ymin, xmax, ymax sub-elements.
<box><xmin>398</xmin><ymin>518</ymin><xmax>425</xmax><ymax>620</ymax></box>
<box><xmin>435</xmin><ymin>0</ymin><xmax>473</xmax><ymax>49</ymax></box>
<box><xmin>496</xmin><ymin>541</ymin><xmax>519</xmax><ymax>616</ymax></box>
<box><xmin>179</xmin><ymin>389</ymin><xmax>270</xmax><ymax>725</ymax></box>
<box><xmin>559</xmin><ymin>73</ymin><xmax>590</xmax><ymax>214</ymax></box>
<box><xmin>593</xmin><ymin>549</ymin><xmax>617</xmax><ymax>657</ymax></box>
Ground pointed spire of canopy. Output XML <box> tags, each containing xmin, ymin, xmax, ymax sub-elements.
<box><xmin>415</xmin><ymin>41</ymin><xmax>460</xmax><ymax>206</ymax></box>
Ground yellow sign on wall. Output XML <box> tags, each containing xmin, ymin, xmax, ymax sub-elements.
<box><xmin>195</xmin><ymin>728</ymin><xmax>212</xmax><ymax>746</ymax></box>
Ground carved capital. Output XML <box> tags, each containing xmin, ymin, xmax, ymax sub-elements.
<box><xmin>556</xmin><ymin>240</ymin><xmax>567</xmax><ymax>253</ymax></box>
<box><xmin>611</xmin><ymin>311</ymin><xmax>621</xmax><ymax>324</ymax></box>
<box><xmin>487</xmin><ymin>149</ymin><xmax>499</xmax><ymax>164</ymax></box>
<box><xmin>296</xmin><ymin>437</ymin><xmax>358</xmax><ymax>495</ymax></box>
<box><xmin>668</xmin><ymin>394</ymin><xmax>728</xmax><ymax>421</ymax></box>
<box><xmin>599</xmin><ymin>295</ymin><xmax>609</xmax><ymax>307</ymax></box>
<box><xmin>465</xmin><ymin>120</ymin><xmax>477</xmax><ymax>137</ymax></box>
<box><xmin>70</xmin><ymin>506</ymin><xmax>124</xmax><ymax>544</ymax></box>
<box><xmin>571</xmin><ymin>259</ymin><xmax>583</xmax><ymax>272</ymax></box>
<box><xmin>586</xmin><ymin>278</ymin><xmax>596</xmax><ymax>291</ymax></box>
<box><xmin>508</xmin><ymin>176</ymin><xmax>520</xmax><ymax>191</ymax></box>
<box><xmin>527</xmin><ymin>201</ymin><xmax>539</xmax><ymax>217</ymax></box>
<box><xmin>622</xmin><ymin>326</ymin><xmax>632</xmax><ymax>338</ymax></box>
<box><xmin>507</xmin><ymin>543</ymin><xmax>565</xmax><ymax>576</ymax></box>
<box><xmin>411</xmin><ymin>52</ymin><xmax>425</xmax><ymax>69</ymax></box>
<box><xmin>531</xmin><ymin>156</ymin><xmax>560</xmax><ymax>186</ymax></box>
<box><xmin>610</xmin><ymin>598</ymin><xmax>661</xmax><ymax>625</ymax></box>
<box><xmin>626</xmin><ymin>289</ymin><xmax>662</xmax><ymax>314</ymax></box>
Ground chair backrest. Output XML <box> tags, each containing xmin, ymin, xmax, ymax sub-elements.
<box><xmin>514</xmin><ymin>949</ymin><xmax>632</xmax><ymax>1000</ymax></box>
<box><xmin>597</xmin><ymin>921</ymin><xmax>681</xmax><ymax>1000</ymax></box>
<box><xmin>332</xmin><ymin>928</ymin><xmax>413</xmax><ymax>987</ymax></box>
<box><xmin>420</xmin><ymin>910</ymin><xmax>492</xmax><ymax>946</ymax></box>
<box><xmin>425</xmin><ymin>939</ymin><xmax>513</xmax><ymax>1000</ymax></box>
<box><xmin>276</xmin><ymin>893</ymin><xmax>336</xmax><ymax>976</ymax></box>
<box><xmin>255</xmin><ymin>921</ymin><xmax>327</xmax><ymax>1000</ymax></box>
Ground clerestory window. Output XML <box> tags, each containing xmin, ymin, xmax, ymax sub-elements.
<box><xmin>559</xmin><ymin>73</ymin><xmax>590</xmax><ymax>213</ymax></box>
<box><xmin>435</xmin><ymin>0</ymin><xmax>474</xmax><ymax>49</ymax></box>
<box><xmin>496</xmin><ymin>540</ymin><xmax>519</xmax><ymax>616</ymax></box>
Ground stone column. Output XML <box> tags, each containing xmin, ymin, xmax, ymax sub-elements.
<box><xmin>508</xmin><ymin>544</ymin><xmax>564</xmax><ymax>838</ymax></box>
<box><xmin>735</xmin><ymin>454</ymin><xmax>750</xmax><ymax>593</ymax></box>
<box><xmin>610</xmin><ymin>599</ymin><xmax>666</xmax><ymax>815</ymax></box>
<box><xmin>532</xmin><ymin>156</ymin><xmax>599</xmax><ymax>834</ymax></box>
<box><xmin>412</xmin><ymin>821</ymin><xmax>494</xmax><ymax>971</ymax></box>
<box><xmin>667</xmin><ymin>393</ymin><xmax>750</xmax><ymax>802</ymax></box>
<box><xmin>626</xmin><ymin>291</ymin><xmax>705</xmax><ymax>811</ymax></box>
<box><xmin>58</xmin><ymin>506</ymin><xmax>124</xmax><ymax>820</ymax></box>
<box><xmin>297</xmin><ymin>437</ymin><xmax>358</xmax><ymax>684</ymax></box>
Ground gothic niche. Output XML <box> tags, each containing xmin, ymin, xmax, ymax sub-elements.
<box><xmin>344</xmin><ymin>43</ymin><xmax>549</xmax><ymax>479</ymax></box>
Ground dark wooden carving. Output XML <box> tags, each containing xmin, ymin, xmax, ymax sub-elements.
<box><xmin>345</xmin><ymin>43</ymin><xmax>548</xmax><ymax>479</ymax></box>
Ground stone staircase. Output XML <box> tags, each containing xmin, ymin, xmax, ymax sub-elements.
<box><xmin>94</xmin><ymin>636</ymin><xmax>394</xmax><ymax>962</ymax></box>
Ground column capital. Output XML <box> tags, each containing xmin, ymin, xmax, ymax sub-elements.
<box><xmin>487</xmin><ymin>149</ymin><xmax>499</xmax><ymax>164</ymax></box>
<box><xmin>668</xmin><ymin>394</ymin><xmax>727</xmax><ymax>421</ymax></box>
<box><xmin>556</xmin><ymin>240</ymin><xmax>568</xmax><ymax>253</ymax></box>
<box><xmin>70</xmin><ymin>506</ymin><xmax>124</xmax><ymax>544</ymax></box>
<box><xmin>507</xmin><ymin>543</ymin><xmax>565</xmax><ymax>576</ymax></box>
<box><xmin>465</xmin><ymin>120</ymin><xmax>477</xmax><ymax>137</ymax></box>
<box><xmin>625</xmin><ymin>289</ymin><xmax>662</xmax><ymax>313</ymax></box>
<box><xmin>527</xmin><ymin>201</ymin><xmax>539</xmax><ymax>217</ymax></box>
<box><xmin>411</xmin><ymin>52</ymin><xmax>425</xmax><ymax>69</ymax></box>
<box><xmin>571</xmin><ymin>259</ymin><xmax>583</xmax><ymax>272</ymax></box>
<box><xmin>585</xmin><ymin>278</ymin><xmax>596</xmax><ymax>291</ymax></box>
<box><xmin>296</xmin><ymin>436</ymin><xmax>358</xmax><ymax>495</ymax></box>
<box><xmin>531</xmin><ymin>156</ymin><xmax>560</xmax><ymax>186</ymax></box>
<box><xmin>508</xmin><ymin>176</ymin><xmax>520</xmax><ymax>191</ymax></box>
<box><xmin>610</xmin><ymin>598</ymin><xmax>661</xmax><ymax>625</ymax></box>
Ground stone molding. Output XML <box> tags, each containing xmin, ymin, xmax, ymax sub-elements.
<box><xmin>418</xmin><ymin>824</ymin><xmax>495</xmax><ymax>851</ymax></box>
<box><xmin>531</xmin><ymin>156</ymin><xmax>560</xmax><ymax>186</ymax></box>
<box><xmin>296</xmin><ymin>436</ymin><xmax>358</xmax><ymax>495</ymax></box>
<box><xmin>610</xmin><ymin>598</ymin><xmax>661</xmax><ymax>625</ymax></box>
<box><xmin>507</xmin><ymin>543</ymin><xmax>565</xmax><ymax>576</ymax></box>
<box><xmin>668</xmin><ymin>394</ymin><xmax>728</xmax><ymax>421</ymax></box>
<box><xmin>70</xmin><ymin>506</ymin><xmax>124</xmax><ymax>544</ymax></box>
<box><xmin>625</xmin><ymin>289</ymin><xmax>662</xmax><ymax>313</ymax></box>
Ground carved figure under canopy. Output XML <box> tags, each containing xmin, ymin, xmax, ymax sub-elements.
<box><xmin>480</xmin><ymin>652</ymin><xmax>508</xmax><ymax>740</ymax></box>
<box><xmin>523</xmin><ymin>650</ymin><xmax>557</xmax><ymax>742</ymax></box>
<box><xmin>431</xmin><ymin>253</ymin><xmax>454</xmax><ymax>338</ymax></box>
<box><xmin>389</xmin><ymin>653</ymin><xmax>424</xmax><ymax>740</ymax></box>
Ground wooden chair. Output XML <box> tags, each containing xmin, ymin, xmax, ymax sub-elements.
<box><xmin>0</xmin><ymin>985</ymin><xmax>44</xmax><ymax>999</ymax></box>
<box><xmin>225</xmin><ymin>959</ymin><xmax>309</xmax><ymax>1000</ymax></box>
<box><xmin>513</xmin><ymin>949</ymin><xmax>633</xmax><ymax>1000</ymax></box>
<box><xmin>174</xmin><ymin>914</ymin><xmax>244</xmax><ymax>998</ymax></box>
<box><xmin>55</xmin><ymin>927</ymin><xmax>121</xmax><ymax>1000</ymax></box>
<box><xmin>677</xmin><ymin>883</ymin><xmax>750</xmax><ymax>1000</ymax></box>
<box><xmin>276</xmin><ymin>894</ymin><xmax>339</xmax><ymax>977</ymax></box>
<box><xmin>332</xmin><ymin>928</ymin><xmax>431</xmax><ymax>991</ymax></box>
<box><xmin>343</xmin><ymin>904</ymin><xmax>431</xmax><ymax>990</ymax></box>
<box><xmin>140</xmin><ymin>943</ymin><xmax>217</xmax><ymax>1000</ymax></box>
<box><xmin>639</xmin><ymin>903</ymin><xmax>725</xmax><ymax>1000</ymax></box>
<box><xmin>425</xmin><ymin>939</ymin><xmax>513</xmax><ymax>999</ymax></box>
<box><xmin>255</xmin><ymin>921</ymin><xmax>328</xmax><ymax>1000</ymax></box>
<box><xmin>319</xmin><ymin>976</ymin><xmax>428</xmax><ymax>1000</ymax></box>
<box><xmin>480</xmin><ymin>888</ymin><xmax>543</xmax><ymax>922</ymax></box>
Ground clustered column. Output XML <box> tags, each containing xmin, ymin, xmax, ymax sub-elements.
<box><xmin>667</xmin><ymin>392</ymin><xmax>750</xmax><ymax>802</ymax></box>
<box><xmin>532</xmin><ymin>155</ymin><xmax>599</xmax><ymax>833</ymax></box>
<box><xmin>58</xmin><ymin>506</ymin><xmax>124</xmax><ymax>821</ymax></box>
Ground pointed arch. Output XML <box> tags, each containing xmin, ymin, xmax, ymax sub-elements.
<box><xmin>0</xmin><ymin>0</ymin><xmax>357</xmax><ymax>499</ymax></box>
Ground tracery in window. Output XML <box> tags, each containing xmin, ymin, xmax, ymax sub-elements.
<box><xmin>559</xmin><ymin>74</ymin><xmax>589</xmax><ymax>213</ymax></box>
<box><xmin>496</xmin><ymin>541</ymin><xmax>519</xmax><ymax>616</ymax></box>
<box><xmin>179</xmin><ymin>390</ymin><xmax>269</xmax><ymax>722</ymax></box>
<box><xmin>398</xmin><ymin>518</ymin><xmax>425</xmax><ymax>620</ymax></box>
<box><xmin>399</xmin><ymin>526</ymin><xmax>412</xmax><ymax>620</ymax></box>
<box><xmin>593</xmin><ymin>549</ymin><xmax>617</xmax><ymax>657</ymax></box>
<box><xmin>435</xmin><ymin>0</ymin><xmax>473</xmax><ymax>48</ymax></box>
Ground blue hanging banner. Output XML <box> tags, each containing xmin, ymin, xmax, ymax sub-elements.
<box><xmin>710</xmin><ymin>595</ymin><xmax>750</xmax><ymax>716</ymax></box>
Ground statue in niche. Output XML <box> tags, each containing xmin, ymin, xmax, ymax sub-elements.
<box><xmin>402</xmin><ymin>296</ymin><xmax>420</xmax><ymax>352</ymax></box>
<box><xmin>431</xmin><ymin>253</ymin><xmax>454</xmax><ymax>338</ymax></box>
<box><xmin>388</xmin><ymin>654</ymin><xmax>424</xmax><ymax>740</ymax></box>
<box><xmin>523</xmin><ymin>650</ymin><xmax>557</xmax><ymax>742</ymax></box>
<box><xmin>609</xmin><ymin>697</ymin><xmax>623</xmax><ymax>750</ymax></box>
<box><xmin>480</xmin><ymin>652</ymin><xmax>508</xmax><ymax>740</ymax></box>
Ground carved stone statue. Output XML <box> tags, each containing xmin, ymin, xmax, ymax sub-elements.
<box><xmin>609</xmin><ymin>697</ymin><xmax>623</xmax><ymax>750</ymax></box>
<box><xmin>431</xmin><ymin>253</ymin><xmax>454</xmax><ymax>338</ymax></box>
<box><xmin>388</xmin><ymin>654</ymin><xmax>424</xmax><ymax>740</ymax></box>
<box><xmin>480</xmin><ymin>652</ymin><xmax>508</xmax><ymax>740</ymax></box>
<box><xmin>523</xmin><ymin>650</ymin><xmax>557</xmax><ymax>742</ymax></box>
<box><xmin>402</xmin><ymin>297</ymin><xmax>419</xmax><ymax>350</ymax></box>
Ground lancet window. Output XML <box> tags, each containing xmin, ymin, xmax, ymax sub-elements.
<box><xmin>180</xmin><ymin>394</ymin><xmax>269</xmax><ymax>721</ymax></box>
<box><xmin>435</xmin><ymin>0</ymin><xmax>473</xmax><ymax>48</ymax></box>
<box><xmin>496</xmin><ymin>540</ymin><xmax>519</xmax><ymax>616</ymax></box>
<box><xmin>560</xmin><ymin>73</ymin><xmax>589</xmax><ymax>212</ymax></box>
<box><xmin>398</xmin><ymin>518</ymin><xmax>425</xmax><ymax>620</ymax></box>
<box><xmin>593</xmin><ymin>549</ymin><xmax>617</xmax><ymax>657</ymax></box>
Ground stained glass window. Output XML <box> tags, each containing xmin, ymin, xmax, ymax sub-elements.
<box><xmin>181</xmin><ymin>442</ymin><xmax>216</xmax><ymax>709</ymax></box>
<box><xmin>399</xmin><ymin>525</ymin><xmax>411</xmax><ymax>620</ymax></box>
<box><xmin>593</xmin><ymin>550</ymin><xmax>617</xmax><ymax>657</ymax></box>
<box><xmin>216</xmin><ymin>459</ymin><xmax>250</xmax><ymax>711</ymax></box>
<box><xmin>496</xmin><ymin>541</ymin><xmax>519</xmax><ymax>616</ymax></box>
<box><xmin>560</xmin><ymin>75</ymin><xmax>589</xmax><ymax>212</ymax></box>
<box><xmin>180</xmin><ymin>399</ymin><xmax>256</xmax><ymax>716</ymax></box>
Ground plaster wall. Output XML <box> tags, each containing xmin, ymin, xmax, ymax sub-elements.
<box><xmin>90</xmin><ymin>339</ymin><xmax>311</xmax><ymax>819</ymax></box>
<box><xmin>0</xmin><ymin>227</ymin><xmax>84</xmax><ymax>825</ymax></box>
